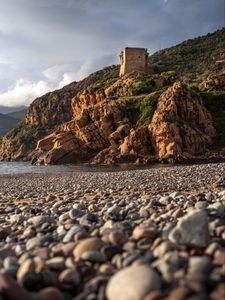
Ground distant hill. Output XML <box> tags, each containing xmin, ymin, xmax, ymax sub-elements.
<box><xmin>0</xmin><ymin>105</ymin><xmax>27</xmax><ymax>114</ymax></box>
<box><xmin>0</xmin><ymin>113</ymin><xmax>20</xmax><ymax>136</ymax></box>
<box><xmin>0</xmin><ymin>107</ymin><xmax>27</xmax><ymax>136</ymax></box>
<box><xmin>7</xmin><ymin>109</ymin><xmax>27</xmax><ymax>120</ymax></box>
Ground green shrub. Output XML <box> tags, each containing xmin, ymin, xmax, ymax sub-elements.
<box><xmin>8</xmin><ymin>119</ymin><xmax>46</xmax><ymax>151</ymax></box>
<box><xmin>201</xmin><ymin>91</ymin><xmax>225</xmax><ymax>150</ymax></box>
<box><xmin>124</xmin><ymin>94</ymin><xmax>159</xmax><ymax>126</ymax></box>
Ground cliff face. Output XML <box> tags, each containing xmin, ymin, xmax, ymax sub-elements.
<box><xmin>0</xmin><ymin>29</ymin><xmax>224</xmax><ymax>164</ymax></box>
<box><xmin>32</xmin><ymin>90</ymin><xmax>128</xmax><ymax>165</ymax></box>
<box><xmin>0</xmin><ymin>66</ymin><xmax>119</xmax><ymax>161</ymax></box>
<box><xmin>149</xmin><ymin>82</ymin><xmax>215</xmax><ymax>159</ymax></box>
<box><xmin>0</xmin><ymin>84</ymin><xmax>75</xmax><ymax>161</ymax></box>
<box><xmin>30</xmin><ymin>81</ymin><xmax>217</xmax><ymax>165</ymax></box>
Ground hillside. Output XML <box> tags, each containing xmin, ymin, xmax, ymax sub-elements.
<box><xmin>0</xmin><ymin>105</ymin><xmax>27</xmax><ymax>114</ymax></box>
<box><xmin>0</xmin><ymin>113</ymin><xmax>20</xmax><ymax>136</ymax></box>
<box><xmin>7</xmin><ymin>109</ymin><xmax>27</xmax><ymax>120</ymax></box>
<box><xmin>149</xmin><ymin>28</ymin><xmax>225</xmax><ymax>79</ymax></box>
<box><xmin>0</xmin><ymin>28</ymin><xmax>224</xmax><ymax>164</ymax></box>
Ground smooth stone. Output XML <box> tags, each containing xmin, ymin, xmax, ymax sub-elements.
<box><xmin>69</xmin><ymin>208</ymin><xmax>85</xmax><ymax>219</ymax></box>
<box><xmin>159</xmin><ymin>196</ymin><xmax>172</xmax><ymax>205</ymax></box>
<box><xmin>3</xmin><ymin>257</ymin><xmax>18</xmax><ymax>269</ymax></box>
<box><xmin>61</xmin><ymin>242</ymin><xmax>76</xmax><ymax>256</ymax></box>
<box><xmin>20</xmin><ymin>271</ymin><xmax>41</xmax><ymax>290</ymax></box>
<box><xmin>195</xmin><ymin>201</ymin><xmax>208</xmax><ymax>209</ymax></box>
<box><xmin>108</xmin><ymin>231</ymin><xmax>127</xmax><ymax>245</ymax></box>
<box><xmin>142</xmin><ymin>290</ymin><xmax>162</xmax><ymax>300</ymax></box>
<box><xmin>168</xmin><ymin>286</ymin><xmax>192</xmax><ymax>300</ymax></box>
<box><xmin>46</xmin><ymin>194</ymin><xmax>56</xmax><ymax>201</ymax></box>
<box><xmin>28</xmin><ymin>215</ymin><xmax>54</xmax><ymax>227</ymax></box>
<box><xmin>80</xmin><ymin>251</ymin><xmax>107</xmax><ymax>263</ymax></box>
<box><xmin>106</xmin><ymin>265</ymin><xmax>161</xmax><ymax>300</ymax></box>
<box><xmin>169</xmin><ymin>191</ymin><xmax>183</xmax><ymax>199</ymax></box>
<box><xmin>58</xmin><ymin>269</ymin><xmax>80</xmax><ymax>286</ymax></box>
<box><xmin>0</xmin><ymin>247</ymin><xmax>15</xmax><ymax>260</ymax></box>
<box><xmin>26</xmin><ymin>237</ymin><xmax>45</xmax><ymax>251</ymax></box>
<box><xmin>46</xmin><ymin>257</ymin><xmax>65</xmax><ymax>270</ymax></box>
<box><xmin>0</xmin><ymin>227</ymin><xmax>10</xmax><ymax>240</ymax></box>
<box><xmin>21</xmin><ymin>227</ymin><xmax>36</xmax><ymax>239</ymax></box>
<box><xmin>188</xmin><ymin>256</ymin><xmax>211</xmax><ymax>279</ymax></box>
<box><xmin>132</xmin><ymin>226</ymin><xmax>155</xmax><ymax>240</ymax></box>
<box><xmin>169</xmin><ymin>210</ymin><xmax>209</xmax><ymax>248</ymax></box>
<box><xmin>33</xmin><ymin>247</ymin><xmax>50</xmax><ymax>259</ymax></box>
<box><xmin>153</xmin><ymin>241</ymin><xmax>176</xmax><ymax>258</ymax></box>
<box><xmin>9</xmin><ymin>214</ymin><xmax>24</xmax><ymax>225</ymax></box>
<box><xmin>17</xmin><ymin>259</ymin><xmax>34</xmax><ymax>284</ymax></box>
<box><xmin>73</xmin><ymin>237</ymin><xmax>103</xmax><ymax>259</ymax></box>
<box><xmin>0</xmin><ymin>274</ymin><xmax>32</xmax><ymax>300</ymax></box>
<box><xmin>34</xmin><ymin>287</ymin><xmax>63</xmax><ymax>300</ymax></box>
<box><xmin>79</xmin><ymin>213</ymin><xmax>98</xmax><ymax>227</ymax></box>
<box><xmin>63</xmin><ymin>225</ymin><xmax>86</xmax><ymax>243</ymax></box>
<box><xmin>208</xmin><ymin>202</ymin><xmax>225</xmax><ymax>216</ymax></box>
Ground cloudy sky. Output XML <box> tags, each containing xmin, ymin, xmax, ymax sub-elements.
<box><xmin>0</xmin><ymin>0</ymin><xmax>224</xmax><ymax>107</ymax></box>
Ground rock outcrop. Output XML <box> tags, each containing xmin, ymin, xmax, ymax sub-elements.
<box><xmin>31</xmin><ymin>81</ymin><xmax>217</xmax><ymax>165</ymax></box>
<box><xmin>32</xmin><ymin>91</ymin><xmax>129</xmax><ymax>165</ymax></box>
<box><xmin>149</xmin><ymin>82</ymin><xmax>215</xmax><ymax>160</ymax></box>
<box><xmin>199</xmin><ymin>73</ymin><xmax>225</xmax><ymax>91</ymax></box>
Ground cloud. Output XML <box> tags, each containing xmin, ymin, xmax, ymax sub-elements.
<box><xmin>0</xmin><ymin>68</ymin><xmax>78</xmax><ymax>107</ymax></box>
<box><xmin>0</xmin><ymin>78</ymin><xmax>51</xmax><ymax>107</ymax></box>
<box><xmin>0</xmin><ymin>0</ymin><xmax>224</xmax><ymax>106</ymax></box>
<box><xmin>0</xmin><ymin>53</ymin><xmax>116</xmax><ymax>107</ymax></box>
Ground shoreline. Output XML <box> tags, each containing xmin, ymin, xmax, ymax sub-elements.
<box><xmin>0</xmin><ymin>162</ymin><xmax>224</xmax><ymax>201</ymax></box>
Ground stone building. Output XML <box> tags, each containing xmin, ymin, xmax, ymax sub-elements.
<box><xmin>119</xmin><ymin>47</ymin><xmax>149</xmax><ymax>76</ymax></box>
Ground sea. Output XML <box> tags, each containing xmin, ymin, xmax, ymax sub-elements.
<box><xmin>0</xmin><ymin>161</ymin><xmax>154</xmax><ymax>175</ymax></box>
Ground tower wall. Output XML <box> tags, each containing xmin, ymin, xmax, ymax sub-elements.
<box><xmin>119</xmin><ymin>47</ymin><xmax>148</xmax><ymax>76</ymax></box>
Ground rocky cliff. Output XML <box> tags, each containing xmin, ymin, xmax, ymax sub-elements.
<box><xmin>30</xmin><ymin>80</ymin><xmax>220</xmax><ymax>165</ymax></box>
<box><xmin>149</xmin><ymin>82</ymin><xmax>215</xmax><ymax>159</ymax></box>
<box><xmin>0</xmin><ymin>28</ymin><xmax>224</xmax><ymax>164</ymax></box>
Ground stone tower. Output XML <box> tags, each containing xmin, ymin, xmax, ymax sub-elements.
<box><xmin>119</xmin><ymin>47</ymin><xmax>149</xmax><ymax>77</ymax></box>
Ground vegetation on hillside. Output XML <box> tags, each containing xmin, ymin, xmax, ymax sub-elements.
<box><xmin>201</xmin><ymin>90</ymin><xmax>225</xmax><ymax>150</ymax></box>
<box><xmin>120</xmin><ymin>93</ymin><xmax>159</xmax><ymax>126</ymax></box>
<box><xmin>149</xmin><ymin>28</ymin><xmax>225</xmax><ymax>80</ymax></box>
<box><xmin>5</xmin><ymin>119</ymin><xmax>46</xmax><ymax>152</ymax></box>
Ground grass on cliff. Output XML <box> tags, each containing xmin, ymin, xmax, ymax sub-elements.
<box><xmin>131</xmin><ymin>72</ymin><xmax>176</xmax><ymax>95</ymax></box>
<box><xmin>120</xmin><ymin>93</ymin><xmax>159</xmax><ymax>126</ymax></box>
<box><xmin>87</xmin><ymin>67</ymin><xmax>119</xmax><ymax>92</ymax></box>
<box><xmin>8</xmin><ymin>119</ymin><xmax>46</xmax><ymax>151</ymax></box>
<box><xmin>201</xmin><ymin>90</ymin><xmax>225</xmax><ymax>150</ymax></box>
<box><xmin>149</xmin><ymin>28</ymin><xmax>225</xmax><ymax>76</ymax></box>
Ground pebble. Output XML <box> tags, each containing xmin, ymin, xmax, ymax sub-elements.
<box><xmin>169</xmin><ymin>210</ymin><xmax>209</xmax><ymax>248</ymax></box>
<box><xmin>35</xmin><ymin>287</ymin><xmax>63</xmax><ymax>300</ymax></box>
<box><xmin>28</xmin><ymin>215</ymin><xmax>54</xmax><ymax>227</ymax></box>
<box><xmin>0</xmin><ymin>163</ymin><xmax>224</xmax><ymax>299</ymax></box>
<box><xmin>106</xmin><ymin>265</ymin><xmax>161</xmax><ymax>300</ymax></box>
<box><xmin>73</xmin><ymin>237</ymin><xmax>103</xmax><ymax>259</ymax></box>
<box><xmin>80</xmin><ymin>251</ymin><xmax>107</xmax><ymax>263</ymax></box>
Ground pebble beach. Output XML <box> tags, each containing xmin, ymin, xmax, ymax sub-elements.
<box><xmin>0</xmin><ymin>162</ymin><xmax>225</xmax><ymax>300</ymax></box>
